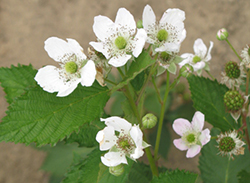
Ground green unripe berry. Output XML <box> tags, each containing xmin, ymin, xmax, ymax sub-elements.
<box><xmin>216</xmin><ymin>28</ymin><xmax>228</xmax><ymax>41</ymax></box>
<box><xmin>115</xmin><ymin>36</ymin><xmax>127</xmax><ymax>50</ymax></box>
<box><xmin>142</xmin><ymin>113</ymin><xmax>157</xmax><ymax>129</ymax></box>
<box><xmin>157</xmin><ymin>29</ymin><xmax>168</xmax><ymax>42</ymax></box>
<box><xmin>192</xmin><ymin>56</ymin><xmax>201</xmax><ymax>63</ymax></box>
<box><xmin>65</xmin><ymin>61</ymin><xmax>78</xmax><ymax>74</ymax></box>
<box><xmin>160</xmin><ymin>52</ymin><xmax>170</xmax><ymax>62</ymax></box>
<box><xmin>109</xmin><ymin>164</ymin><xmax>124</xmax><ymax>176</ymax></box>
<box><xmin>224</xmin><ymin>90</ymin><xmax>244</xmax><ymax>112</ymax></box>
<box><xmin>219</xmin><ymin>136</ymin><xmax>236</xmax><ymax>152</ymax></box>
<box><xmin>225</xmin><ymin>61</ymin><xmax>240</xmax><ymax>79</ymax></box>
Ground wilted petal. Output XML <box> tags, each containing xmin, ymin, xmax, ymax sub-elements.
<box><xmin>101</xmin><ymin>152</ymin><xmax>127</xmax><ymax>167</ymax></box>
<box><xmin>191</xmin><ymin>111</ymin><xmax>204</xmax><ymax>132</ymax></box>
<box><xmin>186</xmin><ymin>145</ymin><xmax>201</xmax><ymax>158</ymax></box>
<box><xmin>80</xmin><ymin>60</ymin><xmax>96</xmax><ymax>87</ymax></box>
<box><xmin>101</xmin><ymin>116</ymin><xmax>132</xmax><ymax>133</ymax></box>
<box><xmin>204</xmin><ymin>41</ymin><xmax>214</xmax><ymax>62</ymax></box>
<box><xmin>192</xmin><ymin>61</ymin><xmax>206</xmax><ymax>71</ymax></box>
<box><xmin>173</xmin><ymin>138</ymin><xmax>188</xmax><ymax>151</ymax></box>
<box><xmin>172</xmin><ymin>118</ymin><xmax>191</xmax><ymax>136</ymax></box>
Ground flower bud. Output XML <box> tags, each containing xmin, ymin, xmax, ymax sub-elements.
<box><xmin>109</xmin><ymin>164</ymin><xmax>124</xmax><ymax>176</ymax></box>
<box><xmin>142</xmin><ymin>113</ymin><xmax>157</xmax><ymax>129</ymax></box>
<box><xmin>179</xmin><ymin>64</ymin><xmax>193</xmax><ymax>78</ymax></box>
<box><xmin>216</xmin><ymin>28</ymin><xmax>228</xmax><ymax>41</ymax></box>
<box><xmin>136</xmin><ymin>20</ymin><xmax>143</xmax><ymax>28</ymax></box>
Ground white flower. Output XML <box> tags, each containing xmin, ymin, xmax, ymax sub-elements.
<box><xmin>142</xmin><ymin>4</ymin><xmax>186</xmax><ymax>54</ymax></box>
<box><xmin>240</xmin><ymin>45</ymin><xmax>250</xmax><ymax>68</ymax></box>
<box><xmin>216</xmin><ymin>130</ymin><xmax>245</xmax><ymax>159</ymax></box>
<box><xmin>172</xmin><ymin>111</ymin><xmax>211</xmax><ymax>158</ymax></box>
<box><xmin>96</xmin><ymin>116</ymin><xmax>150</xmax><ymax>167</ymax></box>
<box><xmin>35</xmin><ymin>37</ymin><xmax>96</xmax><ymax>97</ymax></box>
<box><xmin>89</xmin><ymin>8</ymin><xmax>147</xmax><ymax>67</ymax></box>
<box><xmin>179</xmin><ymin>38</ymin><xmax>213</xmax><ymax>75</ymax></box>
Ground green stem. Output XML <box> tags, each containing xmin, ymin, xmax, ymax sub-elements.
<box><xmin>225</xmin><ymin>38</ymin><xmax>242</xmax><ymax>61</ymax></box>
<box><xmin>104</xmin><ymin>78</ymin><xmax>117</xmax><ymax>85</ymax></box>
<box><xmin>205</xmin><ymin>70</ymin><xmax>215</xmax><ymax>80</ymax></box>
<box><xmin>117</xmin><ymin>67</ymin><xmax>125</xmax><ymax>78</ymax></box>
<box><xmin>152</xmin><ymin>77</ymin><xmax>162</xmax><ymax>104</ymax></box>
<box><xmin>154</xmin><ymin>71</ymin><xmax>170</xmax><ymax>160</ymax></box>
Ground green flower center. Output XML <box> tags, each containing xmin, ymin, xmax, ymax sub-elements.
<box><xmin>117</xmin><ymin>135</ymin><xmax>135</xmax><ymax>153</ymax></box>
<box><xmin>65</xmin><ymin>61</ymin><xmax>78</xmax><ymax>74</ymax></box>
<box><xmin>157</xmin><ymin>29</ymin><xmax>168</xmax><ymax>42</ymax></box>
<box><xmin>219</xmin><ymin>136</ymin><xmax>236</xmax><ymax>152</ymax></box>
<box><xmin>115</xmin><ymin>36</ymin><xmax>127</xmax><ymax>50</ymax></box>
<box><xmin>192</xmin><ymin>56</ymin><xmax>201</xmax><ymax>63</ymax></box>
<box><xmin>186</xmin><ymin>133</ymin><xmax>196</xmax><ymax>143</ymax></box>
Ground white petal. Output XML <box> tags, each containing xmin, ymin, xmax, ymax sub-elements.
<box><xmin>44</xmin><ymin>37</ymin><xmax>74</xmax><ymax>62</ymax></box>
<box><xmin>101</xmin><ymin>152</ymin><xmax>127</xmax><ymax>167</ymax></box>
<box><xmin>173</xmin><ymin>138</ymin><xmax>188</xmax><ymax>151</ymax></box>
<box><xmin>96</xmin><ymin>126</ymin><xmax>117</xmax><ymax>151</ymax></box>
<box><xmin>172</xmin><ymin>118</ymin><xmax>191</xmax><ymax>136</ymax></box>
<box><xmin>115</xmin><ymin>8</ymin><xmax>136</xmax><ymax>32</ymax></box>
<box><xmin>93</xmin><ymin>15</ymin><xmax>114</xmax><ymax>42</ymax></box>
<box><xmin>193</xmin><ymin>38</ymin><xmax>207</xmax><ymax>58</ymax></box>
<box><xmin>192</xmin><ymin>62</ymin><xmax>206</xmax><ymax>71</ymax></box>
<box><xmin>186</xmin><ymin>145</ymin><xmax>201</xmax><ymax>158</ymax></box>
<box><xmin>204</xmin><ymin>41</ymin><xmax>214</xmax><ymax>62</ymax></box>
<box><xmin>155</xmin><ymin>42</ymin><xmax>180</xmax><ymax>53</ymax></box>
<box><xmin>142</xmin><ymin>5</ymin><xmax>156</xmax><ymax>31</ymax></box>
<box><xmin>56</xmin><ymin>80</ymin><xmax>80</xmax><ymax>97</ymax></box>
<box><xmin>108</xmin><ymin>54</ymin><xmax>131</xmax><ymax>67</ymax></box>
<box><xmin>179</xmin><ymin>54</ymin><xmax>193</xmax><ymax>67</ymax></box>
<box><xmin>191</xmin><ymin>111</ymin><xmax>204</xmax><ymax>132</ymax></box>
<box><xmin>80</xmin><ymin>60</ymin><xmax>96</xmax><ymax>87</ymax></box>
<box><xmin>160</xmin><ymin>8</ymin><xmax>185</xmax><ymax>28</ymax></box>
<box><xmin>66</xmin><ymin>38</ymin><xmax>86</xmax><ymax>60</ymax></box>
<box><xmin>100</xmin><ymin>116</ymin><xmax>132</xmax><ymax>133</ymax></box>
<box><xmin>130</xmin><ymin>147</ymin><xmax>144</xmax><ymax>160</ymax></box>
<box><xmin>180</xmin><ymin>29</ymin><xmax>187</xmax><ymax>43</ymax></box>
<box><xmin>130</xmin><ymin>125</ymin><xmax>143</xmax><ymax>148</ymax></box>
<box><xmin>89</xmin><ymin>41</ymin><xmax>110</xmax><ymax>59</ymax></box>
<box><xmin>132</xmin><ymin>29</ymin><xmax>147</xmax><ymax>57</ymax></box>
<box><xmin>199</xmin><ymin>128</ymin><xmax>211</xmax><ymax>146</ymax></box>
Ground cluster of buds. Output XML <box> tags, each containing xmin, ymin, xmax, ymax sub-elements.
<box><xmin>223</xmin><ymin>90</ymin><xmax>244</xmax><ymax>112</ymax></box>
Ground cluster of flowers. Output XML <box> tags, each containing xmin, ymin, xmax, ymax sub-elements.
<box><xmin>34</xmin><ymin>4</ymin><xmax>247</xmax><ymax>173</ymax></box>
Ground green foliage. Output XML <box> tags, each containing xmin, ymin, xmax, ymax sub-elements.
<box><xmin>111</xmin><ymin>50</ymin><xmax>155</xmax><ymax>93</ymax></box>
<box><xmin>0</xmin><ymin>81</ymin><xmax>110</xmax><ymax>146</ymax></box>
<box><xmin>36</xmin><ymin>142</ymin><xmax>94</xmax><ymax>182</ymax></box>
<box><xmin>62</xmin><ymin>148</ymin><xmax>153</xmax><ymax>183</ymax></box>
<box><xmin>199</xmin><ymin>128</ymin><xmax>250</xmax><ymax>183</ymax></box>
<box><xmin>130</xmin><ymin>70</ymin><xmax>146</xmax><ymax>91</ymax></box>
<box><xmin>237</xmin><ymin>170</ymin><xmax>250</xmax><ymax>183</ymax></box>
<box><xmin>64</xmin><ymin>119</ymin><xmax>105</xmax><ymax>147</ymax></box>
<box><xmin>151</xmin><ymin>169</ymin><xmax>198</xmax><ymax>183</ymax></box>
<box><xmin>0</xmin><ymin>64</ymin><xmax>37</xmax><ymax>104</ymax></box>
<box><xmin>187</xmin><ymin>75</ymin><xmax>237</xmax><ymax>131</ymax></box>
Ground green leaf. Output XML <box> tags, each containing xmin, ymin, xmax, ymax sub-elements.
<box><xmin>237</xmin><ymin>170</ymin><xmax>250</xmax><ymax>183</ymax></box>
<box><xmin>130</xmin><ymin>70</ymin><xmax>146</xmax><ymax>91</ymax></box>
<box><xmin>0</xmin><ymin>82</ymin><xmax>110</xmax><ymax>146</ymax></box>
<box><xmin>64</xmin><ymin>119</ymin><xmax>105</xmax><ymax>147</ymax></box>
<box><xmin>111</xmin><ymin>50</ymin><xmax>155</xmax><ymax>93</ymax></box>
<box><xmin>199</xmin><ymin>128</ymin><xmax>250</xmax><ymax>183</ymax></box>
<box><xmin>151</xmin><ymin>169</ymin><xmax>198</xmax><ymax>183</ymax></box>
<box><xmin>0</xmin><ymin>64</ymin><xmax>37</xmax><ymax>104</ymax></box>
<box><xmin>63</xmin><ymin>148</ymin><xmax>153</xmax><ymax>183</ymax></box>
<box><xmin>37</xmin><ymin>142</ymin><xmax>93</xmax><ymax>176</ymax></box>
<box><xmin>187</xmin><ymin>75</ymin><xmax>236</xmax><ymax>132</ymax></box>
<box><xmin>109</xmin><ymin>91</ymin><xmax>126</xmax><ymax>116</ymax></box>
